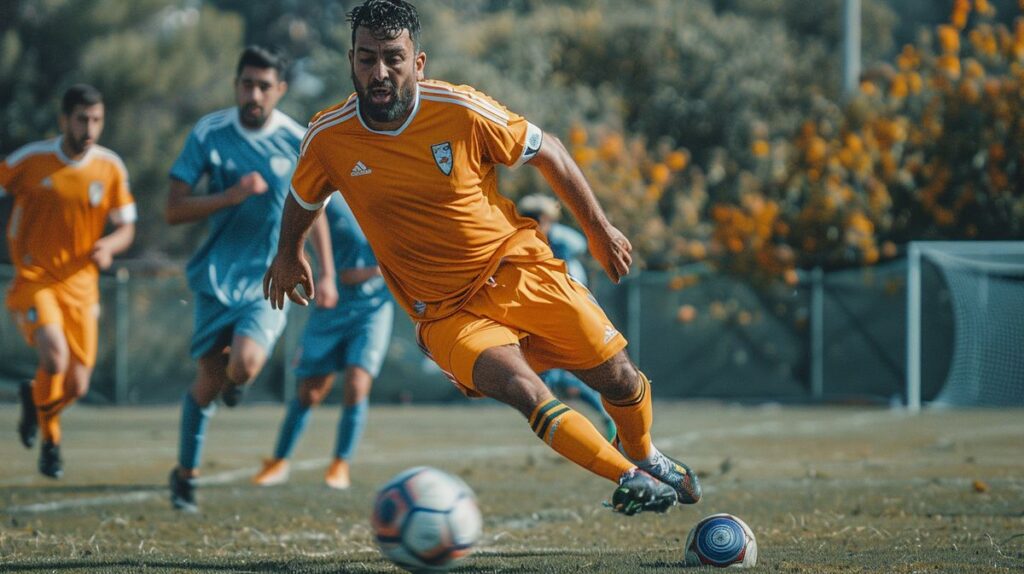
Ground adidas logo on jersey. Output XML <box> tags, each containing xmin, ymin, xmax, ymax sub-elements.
<box><xmin>603</xmin><ymin>325</ymin><xmax>620</xmax><ymax>344</ymax></box>
<box><xmin>350</xmin><ymin>161</ymin><xmax>372</xmax><ymax>177</ymax></box>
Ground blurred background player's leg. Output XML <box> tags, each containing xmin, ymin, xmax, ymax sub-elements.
<box><xmin>30</xmin><ymin>323</ymin><xmax>70</xmax><ymax>479</ymax></box>
<box><xmin>540</xmin><ymin>368</ymin><xmax>616</xmax><ymax>441</ymax></box>
<box><xmin>326</xmin><ymin>365</ymin><xmax>373</xmax><ymax>490</ymax></box>
<box><xmin>253</xmin><ymin>373</ymin><xmax>334</xmax><ymax>486</ymax></box>
<box><xmin>170</xmin><ymin>349</ymin><xmax>226</xmax><ymax>512</ymax></box>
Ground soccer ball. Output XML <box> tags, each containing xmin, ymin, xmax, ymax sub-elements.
<box><xmin>684</xmin><ymin>513</ymin><xmax>758</xmax><ymax>568</ymax></box>
<box><xmin>371</xmin><ymin>466</ymin><xmax>482</xmax><ymax>572</ymax></box>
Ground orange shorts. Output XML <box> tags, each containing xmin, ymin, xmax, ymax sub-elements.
<box><xmin>415</xmin><ymin>259</ymin><xmax>627</xmax><ymax>396</ymax></box>
<box><xmin>6</xmin><ymin>282</ymin><xmax>100</xmax><ymax>367</ymax></box>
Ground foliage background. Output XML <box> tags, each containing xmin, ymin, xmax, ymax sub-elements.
<box><xmin>1</xmin><ymin>0</ymin><xmax>1021</xmax><ymax>275</ymax></box>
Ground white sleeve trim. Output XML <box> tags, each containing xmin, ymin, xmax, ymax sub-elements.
<box><xmin>109</xmin><ymin>203</ymin><xmax>138</xmax><ymax>225</ymax></box>
<box><xmin>290</xmin><ymin>185</ymin><xmax>331</xmax><ymax>211</ymax></box>
<box><xmin>511</xmin><ymin>122</ymin><xmax>544</xmax><ymax>169</ymax></box>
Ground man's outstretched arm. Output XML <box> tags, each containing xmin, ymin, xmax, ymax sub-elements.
<box><xmin>527</xmin><ymin>131</ymin><xmax>633</xmax><ymax>283</ymax></box>
<box><xmin>263</xmin><ymin>192</ymin><xmax>323</xmax><ymax>309</ymax></box>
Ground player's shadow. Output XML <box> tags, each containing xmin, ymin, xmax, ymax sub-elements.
<box><xmin>0</xmin><ymin>483</ymin><xmax>164</xmax><ymax>496</ymax></box>
<box><xmin>0</xmin><ymin>558</ymin><xmax>395</xmax><ymax>573</ymax></box>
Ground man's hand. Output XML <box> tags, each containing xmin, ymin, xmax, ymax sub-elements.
<box><xmin>227</xmin><ymin>172</ymin><xmax>268</xmax><ymax>204</ymax></box>
<box><xmin>588</xmin><ymin>224</ymin><xmax>633</xmax><ymax>284</ymax></box>
<box><xmin>90</xmin><ymin>240</ymin><xmax>115</xmax><ymax>270</ymax></box>
<box><xmin>263</xmin><ymin>252</ymin><xmax>315</xmax><ymax>310</ymax></box>
<box><xmin>314</xmin><ymin>274</ymin><xmax>339</xmax><ymax>309</ymax></box>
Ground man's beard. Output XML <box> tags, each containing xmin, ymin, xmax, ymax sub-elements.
<box><xmin>354</xmin><ymin>76</ymin><xmax>415</xmax><ymax>124</ymax></box>
<box><xmin>240</xmin><ymin>103</ymin><xmax>268</xmax><ymax>129</ymax></box>
<box><xmin>65</xmin><ymin>135</ymin><xmax>90</xmax><ymax>155</ymax></box>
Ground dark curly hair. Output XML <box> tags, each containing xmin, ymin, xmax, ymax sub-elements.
<box><xmin>347</xmin><ymin>0</ymin><xmax>421</xmax><ymax>51</ymax></box>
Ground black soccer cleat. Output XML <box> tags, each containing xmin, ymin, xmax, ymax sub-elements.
<box><xmin>614</xmin><ymin>438</ymin><xmax>702</xmax><ymax>505</ymax></box>
<box><xmin>18</xmin><ymin>381</ymin><xmax>38</xmax><ymax>449</ymax></box>
<box><xmin>611</xmin><ymin>468</ymin><xmax>678</xmax><ymax>516</ymax></box>
<box><xmin>221</xmin><ymin>383</ymin><xmax>247</xmax><ymax>408</ymax></box>
<box><xmin>38</xmin><ymin>441</ymin><xmax>63</xmax><ymax>479</ymax></box>
<box><xmin>169</xmin><ymin>468</ymin><xmax>199</xmax><ymax>513</ymax></box>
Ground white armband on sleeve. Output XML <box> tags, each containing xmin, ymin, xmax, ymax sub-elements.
<box><xmin>290</xmin><ymin>185</ymin><xmax>332</xmax><ymax>211</ymax></box>
<box><xmin>511</xmin><ymin>122</ymin><xmax>544</xmax><ymax>169</ymax></box>
<box><xmin>109</xmin><ymin>203</ymin><xmax>138</xmax><ymax>225</ymax></box>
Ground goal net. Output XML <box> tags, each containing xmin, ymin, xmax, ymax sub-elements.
<box><xmin>906</xmin><ymin>242</ymin><xmax>1024</xmax><ymax>410</ymax></box>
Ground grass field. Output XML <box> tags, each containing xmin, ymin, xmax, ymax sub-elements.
<box><xmin>1</xmin><ymin>401</ymin><xmax>1022</xmax><ymax>573</ymax></box>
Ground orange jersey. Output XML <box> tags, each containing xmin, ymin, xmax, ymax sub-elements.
<box><xmin>1</xmin><ymin>137</ymin><xmax>136</xmax><ymax>302</ymax></box>
<box><xmin>292</xmin><ymin>80</ymin><xmax>552</xmax><ymax>321</ymax></box>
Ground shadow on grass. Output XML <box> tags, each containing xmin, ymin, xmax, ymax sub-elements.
<box><xmin>0</xmin><ymin>557</ymin><xmax>393</xmax><ymax>573</ymax></box>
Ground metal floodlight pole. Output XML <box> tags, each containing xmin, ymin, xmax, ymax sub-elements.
<box><xmin>842</xmin><ymin>0</ymin><xmax>862</xmax><ymax>98</ymax></box>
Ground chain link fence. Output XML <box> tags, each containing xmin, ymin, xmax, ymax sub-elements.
<box><xmin>0</xmin><ymin>260</ymin><xmax>954</xmax><ymax>405</ymax></box>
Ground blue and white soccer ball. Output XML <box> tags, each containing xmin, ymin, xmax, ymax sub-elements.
<box><xmin>371</xmin><ymin>466</ymin><xmax>482</xmax><ymax>572</ymax></box>
<box><xmin>684</xmin><ymin>513</ymin><xmax>758</xmax><ymax>568</ymax></box>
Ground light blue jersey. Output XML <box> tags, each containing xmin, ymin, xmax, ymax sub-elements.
<box><xmin>170</xmin><ymin>107</ymin><xmax>305</xmax><ymax>304</ymax></box>
<box><xmin>295</xmin><ymin>194</ymin><xmax>394</xmax><ymax>378</ymax></box>
<box><xmin>547</xmin><ymin>222</ymin><xmax>589</xmax><ymax>287</ymax></box>
<box><xmin>170</xmin><ymin>107</ymin><xmax>305</xmax><ymax>358</ymax></box>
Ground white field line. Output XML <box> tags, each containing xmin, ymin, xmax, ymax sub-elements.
<box><xmin>4</xmin><ymin>410</ymin><xmax>1019</xmax><ymax>514</ymax></box>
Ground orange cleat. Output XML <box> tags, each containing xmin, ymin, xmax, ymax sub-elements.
<box><xmin>324</xmin><ymin>459</ymin><xmax>351</xmax><ymax>490</ymax></box>
<box><xmin>252</xmin><ymin>458</ymin><xmax>289</xmax><ymax>486</ymax></box>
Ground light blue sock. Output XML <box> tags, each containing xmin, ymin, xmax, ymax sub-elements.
<box><xmin>334</xmin><ymin>399</ymin><xmax>368</xmax><ymax>461</ymax></box>
<box><xmin>178</xmin><ymin>391</ymin><xmax>216</xmax><ymax>471</ymax></box>
<box><xmin>273</xmin><ymin>398</ymin><xmax>312</xmax><ymax>460</ymax></box>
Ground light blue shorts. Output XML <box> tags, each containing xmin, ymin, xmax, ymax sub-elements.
<box><xmin>190</xmin><ymin>294</ymin><xmax>287</xmax><ymax>359</ymax></box>
<box><xmin>294</xmin><ymin>300</ymin><xmax>394</xmax><ymax>379</ymax></box>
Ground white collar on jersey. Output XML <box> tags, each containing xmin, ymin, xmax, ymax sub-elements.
<box><xmin>356</xmin><ymin>84</ymin><xmax>421</xmax><ymax>136</ymax></box>
<box><xmin>231</xmin><ymin>107</ymin><xmax>286</xmax><ymax>141</ymax></box>
<box><xmin>53</xmin><ymin>136</ymin><xmax>97</xmax><ymax>166</ymax></box>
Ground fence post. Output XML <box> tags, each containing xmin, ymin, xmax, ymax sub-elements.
<box><xmin>626</xmin><ymin>273</ymin><xmax>642</xmax><ymax>366</ymax></box>
<box><xmin>114</xmin><ymin>267</ymin><xmax>130</xmax><ymax>404</ymax></box>
<box><xmin>905</xmin><ymin>244</ymin><xmax>921</xmax><ymax>413</ymax></box>
<box><xmin>810</xmin><ymin>266</ymin><xmax>825</xmax><ymax>400</ymax></box>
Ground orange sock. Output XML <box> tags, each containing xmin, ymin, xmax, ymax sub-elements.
<box><xmin>32</xmin><ymin>369</ymin><xmax>66</xmax><ymax>444</ymax></box>
<box><xmin>601</xmin><ymin>370</ymin><xmax>653</xmax><ymax>461</ymax></box>
<box><xmin>529</xmin><ymin>398</ymin><xmax>633</xmax><ymax>482</ymax></box>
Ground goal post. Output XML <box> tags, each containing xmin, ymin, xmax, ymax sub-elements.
<box><xmin>906</xmin><ymin>241</ymin><xmax>1024</xmax><ymax>412</ymax></box>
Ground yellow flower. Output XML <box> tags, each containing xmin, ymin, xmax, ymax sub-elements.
<box><xmin>568</xmin><ymin>124</ymin><xmax>588</xmax><ymax>147</ymax></box>
<box><xmin>938</xmin><ymin>25</ymin><xmax>961</xmax><ymax>54</ymax></box>
<box><xmin>890</xmin><ymin>75</ymin><xmax>909</xmax><ymax>99</ymax></box>
<box><xmin>938</xmin><ymin>55</ymin><xmax>962</xmax><ymax>79</ymax></box>
<box><xmin>599</xmin><ymin>133</ymin><xmax>624</xmax><ymax>161</ymax></box>
<box><xmin>666</xmin><ymin>150</ymin><xmax>689</xmax><ymax>171</ymax></box>
<box><xmin>572</xmin><ymin>146</ymin><xmax>597</xmax><ymax>167</ymax></box>
<box><xmin>676</xmin><ymin>305</ymin><xmax>697</xmax><ymax>324</ymax></box>
<box><xmin>649</xmin><ymin>163</ymin><xmax>671</xmax><ymax>185</ymax></box>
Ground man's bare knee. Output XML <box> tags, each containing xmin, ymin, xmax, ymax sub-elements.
<box><xmin>574</xmin><ymin>351</ymin><xmax>639</xmax><ymax>402</ymax></box>
<box><xmin>226</xmin><ymin>354</ymin><xmax>263</xmax><ymax>385</ymax></box>
<box><xmin>299</xmin><ymin>376</ymin><xmax>333</xmax><ymax>406</ymax></box>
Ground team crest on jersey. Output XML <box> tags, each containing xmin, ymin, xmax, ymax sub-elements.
<box><xmin>431</xmin><ymin>142</ymin><xmax>453</xmax><ymax>176</ymax></box>
<box><xmin>88</xmin><ymin>181</ymin><xmax>105</xmax><ymax>206</ymax></box>
<box><xmin>270</xmin><ymin>156</ymin><xmax>292</xmax><ymax>177</ymax></box>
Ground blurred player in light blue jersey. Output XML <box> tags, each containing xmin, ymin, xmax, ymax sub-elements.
<box><xmin>517</xmin><ymin>194</ymin><xmax>616</xmax><ymax>441</ymax></box>
<box><xmin>164</xmin><ymin>46</ymin><xmax>327</xmax><ymax>512</ymax></box>
<box><xmin>252</xmin><ymin>194</ymin><xmax>394</xmax><ymax>489</ymax></box>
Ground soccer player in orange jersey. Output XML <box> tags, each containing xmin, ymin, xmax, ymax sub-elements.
<box><xmin>264</xmin><ymin>0</ymin><xmax>701</xmax><ymax>515</ymax></box>
<box><xmin>1</xmin><ymin>84</ymin><xmax>136</xmax><ymax>478</ymax></box>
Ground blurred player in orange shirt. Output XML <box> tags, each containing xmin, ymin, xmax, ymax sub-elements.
<box><xmin>265</xmin><ymin>0</ymin><xmax>701</xmax><ymax>515</ymax></box>
<box><xmin>0</xmin><ymin>84</ymin><xmax>137</xmax><ymax>478</ymax></box>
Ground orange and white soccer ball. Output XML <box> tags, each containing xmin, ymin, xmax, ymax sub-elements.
<box><xmin>371</xmin><ymin>466</ymin><xmax>482</xmax><ymax>572</ymax></box>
